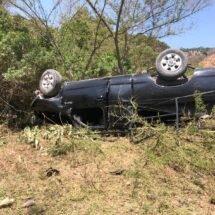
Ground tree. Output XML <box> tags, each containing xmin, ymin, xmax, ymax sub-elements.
<box><xmin>7</xmin><ymin>0</ymin><xmax>68</xmax><ymax>66</ymax></box>
<box><xmin>0</xmin><ymin>0</ymin><xmax>11</xmax><ymax>9</ymax></box>
<box><xmin>1</xmin><ymin>3</ymin><xmax>117</xmax><ymax>81</ymax></box>
<box><xmin>6</xmin><ymin>0</ymin><xmax>94</xmax><ymax>70</ymax></box>
<box><xmin>86</xmin><ymin>0</ymin><xmax>211</xmax><ymax>74</ymax></box>
<box><xmin>0</xmin><ymin>10</ymin><xmax>57</xmax><ymax>81</ymax></box>
<box><xmin>58</xmin><ymin>8</ymin><xmax>117</xmax><ymax>79</ymax></box>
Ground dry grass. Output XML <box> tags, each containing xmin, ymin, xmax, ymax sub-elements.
<box><xmin>0</xmin><ymin>123</ymin><xmax>214</xmax><ymax>215</ymax></box>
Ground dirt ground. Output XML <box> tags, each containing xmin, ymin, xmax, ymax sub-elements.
<box><xmin>0</xmin><ymin>124</ymin><xmax>214</xmax><ymax>215</ymax></box>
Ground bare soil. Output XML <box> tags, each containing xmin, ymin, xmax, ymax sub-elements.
<box><xmin>0</xmin><ymin>124</ymin><xmax>214</xmax><ymax>215</ymax></box>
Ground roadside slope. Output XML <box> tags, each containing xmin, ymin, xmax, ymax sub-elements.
<box><xmin>0</xmin><ymin>124</ymin><xmax>214</xmax><ymax>215</ymax></box>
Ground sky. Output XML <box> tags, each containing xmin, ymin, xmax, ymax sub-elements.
<box><xmin>161</xmin><ymin>2</ymin><xmax>215</xmax><ymax>49</ymax></box>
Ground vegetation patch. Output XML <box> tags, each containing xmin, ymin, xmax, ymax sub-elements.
<box><xmin>0</xmin><ymin>120</ymin><xmax>214</xmax><ymax>214</ymax></box>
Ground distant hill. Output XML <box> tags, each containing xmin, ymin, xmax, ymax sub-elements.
<box><xmin>181</xmin><ymin>47</ymin><xmax>215</xmax><ymax>67</ymax></box>
<box><xmin>182</xmin><ymin>47</ymin><xmax>215</xmax><ymax>55</ymax></box>
<box><xmin>200</xmin><ymin>53</ymin><xmax>215</xmax><ymax>67</ymax></box>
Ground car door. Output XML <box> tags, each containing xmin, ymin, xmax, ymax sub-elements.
<box><xmin>108</xmin><ymin>75</ymin><xmax>133</xmax><ymax>128</ymax></box>
<box><xmin>62</xmin><ymin>78</ymin><xmax>109</xmax><ymax>127</ymax></box>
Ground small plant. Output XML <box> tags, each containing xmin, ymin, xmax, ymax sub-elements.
<box><xmin>126</xmin><ymin>163</ymin><xmax>143</xmax><ymax>198</ymax></box>
<box><xmin>21</xmin><ymin>126</ymin><xmax>40</xmax><ymax>148</ymax></box>
<box><xmin>42</xmin><ymin>125</ymin><xmax>72</xmax><ymax>144</ymax></box>
<box><xmin>210</xmin><ymin>195</ymin><xmax>215</xmax><ymax>205</ymax></box>
<box><xmin>192</xmin><ymin>178</ymin><xmax>205</xmax><ymax>190</ymax></box>
<box><xmin>46</xmin><ymin>126</ymin><xmax>103</xmax><ymax>159</ymax></box>
<box><xmin>194</xmin><ymin>90</ymin><xmax>207</xmax><ymax>115</ymax></box>
<box><xmin>158</xmin><ymin>201</ymin><xmax>170</xmax><ymax>213</ymax></box>
<box><xmin>142</xmin><ymin>203</ymin><xmax>155</xmax><ymax>214</ymax></box>
<box><xmin>0</xmin><ymin>137</ymin><xmax>6</xmax><ymax>147</ymax></box>
<box><xmin>26</xmin><ymin>205</ymin><xmax>45</xmax><ymax>215</ymax></box>
<box><xmin>48</xmin><ymin>143</ymin><xmax>74</xmax><ymax>156</ymax></box>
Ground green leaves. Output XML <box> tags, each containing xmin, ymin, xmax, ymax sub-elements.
<box><xmin>0</xmin><ymin>11</ymin><xmax>58</xmax><ymax>81</ymax></box>
<box><xmin>0</xmin><ymin>7</ymin><xmax>168</xmax><ymax>82</ymax></box>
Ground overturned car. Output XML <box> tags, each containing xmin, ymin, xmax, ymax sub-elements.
<box><xmin>31</xmin><ymin>49</ymin><xmax>215</xmax><ymax>129</ymax></box>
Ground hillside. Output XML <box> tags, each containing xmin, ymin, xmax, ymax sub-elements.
<box><xmin>200</xmin><ymin>53</ymin><xmax>215</xmax><ymax>67</ymax></box>
<box><xmin>0</xmin><ymin>123</ymin><xmax>214</xmax><ymax>214</ymax></box>
<box><xmin>182</xmin><ymin>47</ymin><xmax>215</xmax><ymax>67</ymax></box>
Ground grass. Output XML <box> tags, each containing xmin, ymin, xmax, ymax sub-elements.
<box><xmin>0</xmin><ymin>121</ymin><xmax>214</xmax><ymax>214</ymax></box>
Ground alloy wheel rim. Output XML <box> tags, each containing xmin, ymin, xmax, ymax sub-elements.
<box><xmin>42</xmin><ymin>73</ymin><xmax>54</xmax><ymax>91</ymax></box>
<box><xmin>161</xmin><ymin>53</ymin><xmax>182</xmax><ymax>72</ymax></box>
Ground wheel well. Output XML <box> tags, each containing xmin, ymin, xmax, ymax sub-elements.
<box><xmin>72</xmin><ymin>107</ymin><xmax>104</xmax><ymax>126</ymax></box>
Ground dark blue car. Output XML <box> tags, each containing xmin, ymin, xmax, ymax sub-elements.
<box><xmin>32</xmin><ymin>49</ymin><xmax>215</xmax><ymax>128</ymax></box>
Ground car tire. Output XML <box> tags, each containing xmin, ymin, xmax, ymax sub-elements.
<box><xmin>155</xmin><ymin>49</ymin><xmax>188</xmax><ymax>80</ymax></box>
<box><xmin>39</xmin><ymin>69</ymin><xmax>62</xmax><ymax>97</ymax></box>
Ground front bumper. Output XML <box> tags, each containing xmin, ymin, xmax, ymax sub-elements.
<box><xmin>31</xmin><ymin>95</ymin><xmax>64</xmax><ymax>114</ymax></box>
